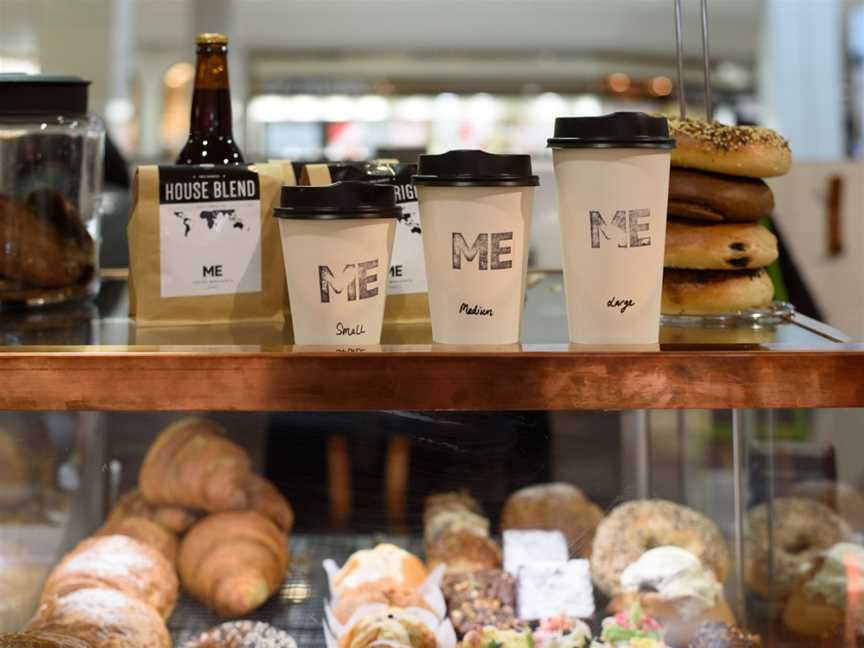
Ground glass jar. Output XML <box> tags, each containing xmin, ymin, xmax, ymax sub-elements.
<box><xmin>0</xmin><ymin>74</ymin><xmax>105</xmax><ymax>306</ymax></box>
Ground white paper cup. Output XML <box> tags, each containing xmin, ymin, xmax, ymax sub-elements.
<box><xmin>413</xmin><ymin>150</ymin><xmax>538</xmax><ymax>345</ymax></box>
<box><xmin>549</xmin><ymin>113</ymin><xmax>674</xmax><ymax>345</ymax></box>
<box><xmin>275</xmin><ymin>182</ymin><xmax>399</xmax><ymax>345</ymax></box>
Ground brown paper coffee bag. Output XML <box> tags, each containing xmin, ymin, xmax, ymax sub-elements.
<box><xmin>129</xmin><ymin>162</ymin><xmax>293</xmax><ymax>325</ymax></box>
<box><xmin>302</xmin><ymin>161</ymin><xmax>430</xmax><ymax>324</ymax></box>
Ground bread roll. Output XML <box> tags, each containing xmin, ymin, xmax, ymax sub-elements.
<box><xmin>28</xmin><ymin>587</ymin><xmax>170</xmax><ymax>648</ymax></box>
<box><xmin>668</xmin><ymin>168</ymin><xmax>774</xmax><ymax>222</ymax></box>
<box><xmin>0</xmin><ymin>631</ymin><xmax>92</xmax><ymax>647</ymax></box>
<box><xmin>40</xmin><ymin>535</ymin><xmax>177</xmax><ymax>619</ymax></box>
<box><xmin>665</xmin><ymin>221</ymin><xmax>778</xmax><ymax>271</ymax></box>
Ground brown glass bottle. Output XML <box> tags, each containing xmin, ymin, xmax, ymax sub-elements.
<box><xmin>176</xmin><ymin>33</ymin><xmax>245</xmax><ymax>165</ymax></box>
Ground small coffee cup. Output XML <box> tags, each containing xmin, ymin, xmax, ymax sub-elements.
<box><xmin>274</xmin><ymin>182</ymin><xmax>399</xmax><ymax>345</ymax></box>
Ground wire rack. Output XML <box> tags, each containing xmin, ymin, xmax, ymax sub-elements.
<box><xmin>169</xmin><ymin>533</ymin><xmax>424</xmax><ymax>648</ymax></box>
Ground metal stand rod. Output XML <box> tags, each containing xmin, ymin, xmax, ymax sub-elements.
<box><xmin>635</xmin><ymin>410</ymin><xmax>652</xmax><ymax>499</ymax></box>
<box><xmin>700</xmin><ymin>0</ymin><xmax>713</xmax><ymax>120</ymax></box>
<box><xmin>674</xmin><ymin>0</ymin><xmax>687</xmax><ymax>118</ymax></box>
<box><xmin>766</xmin><ymin>409</ymin><xmax>776</xmax><ymax>623</ymax></box>
<box><xmin>677</xmin><ymin>409</ymin><xmax>687</xmax><ymax>499</ymax></box>
<box><xmin>732</xmin><ymin>409</ymin><xmax>747</xmax><ymax>627</ymax></box>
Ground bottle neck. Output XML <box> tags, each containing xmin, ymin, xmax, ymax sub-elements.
<box><xmin>189</xmin><ymin>43</ymin><xmax>234</xmax><ymax>137</ymax></box>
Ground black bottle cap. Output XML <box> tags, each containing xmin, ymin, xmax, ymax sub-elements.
<box><xmin>547</xmin><ymin>112</ymin><xmax>675</xmax><ymax>149</ymax></box>
<box><xmin>274</xmin><ymin>181</ymin><xmax>403</xmax><ymax>220</ymax></box>
<box><xmin>412</xmin><ymin>150</ymin><xmax>539</xmax><ymax>187</ymax></box>
<box><xmin>0</xmin><ymin>74</ymin><xmax>90</xmax><ymax>117</ymax></box>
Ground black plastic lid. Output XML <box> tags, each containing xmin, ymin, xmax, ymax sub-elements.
<box><xmin>412</xmin><ymin>150</ymin><xmax>539</xmax><ymax>187</ymax></box>
<box><xmin>274</xmin><ymin>181</ymin><xmax>402</xmax><ymax>220</ymax></box>
<box><xmin>547</xmin><ymin>112</ymin><xmax>675</xmax><ymax>149</ymax></box>
<box><xmin>0</xmin><ymin>74</ymin><xmax>90</xmax><ymax>117</ymax></box>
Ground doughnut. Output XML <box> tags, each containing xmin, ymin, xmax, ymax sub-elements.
<box><xmin>689</xmin><ymin>621</ymin><xmax>762</xmax><ymax>648</ymax></box>
<box><xmin>182</xmin><ymin>621</ymin><xmax>298</xmax><ymax>648</ymax></box>
<box><xmin>745</xmin><ymin>497</ymin><xmax>853</xmax><ymax>598</ymax></box>
<box><xmin>669</xmin><ymin>117</ymin><xmax>791</xmax><ymax>178</ymax></box>
<box><xmin>665</xmin><ymin>221</ymin><xmax>778</xmax><ymax>271</ymax></box>
<box><xmin>669</xmin><ymin>168</ymin><xmax>775</xmax><ymax>222</ymax></box>
<box><xmin>662</xmin><ymin>268</ymin><xmax>774</xmax><ymax>315</ymax></box>
<box><xmin>590</xmin><ymin>499</ymin><xmax>730</xmax><ymax>597</ymax></box>
<box><xmin>500</xmin><ymin>483</ymin><xmax>602</xmax><ymax>558</ymax></box>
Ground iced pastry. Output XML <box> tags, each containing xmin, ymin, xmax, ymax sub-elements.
<box><xmin>460</xmin><ymin>626</ymin><xmax>534</xmax><ymax>648</ymax></box>
<box><xmin>611</xmin><ymin>546</ymin><xmax>734</xmax><ymax>646</ymax></box>
<box><xmin>333</xmin><ymin>581</ymin><xmax>434</xmax><ymax>624</ymax></box>
<box><xmin>442</xmin><ymin>568</ymin><xmax>522</xmax><ymax>636</ymax></box>
<box><xmin>517</xmin><ymin>560</ymin><xmax>595</xmax><ymax>620</ymax></box>
<box><xmin>533</xmin><ymin>615</ymin><xmax>593</xmax><ymax>648</ymax></box>
<box><xmin>594</xmin><ymin>604</ymin><xmax>667</xmax><ymax>648</ymax></box>
<box><xmin>502</xmin><ymin>529</ymin><xmax>568</xmax><ymax>576</ymax></box>
<box><xmin>338</xmin><ymin>607</ymin><xmax>438</xmax><ymax>648</ymax></box>
<box><xmin>334</xmin><ymin>543</ymin><xmax>427</xmax><ymax>595</ymax></box>
<box><xmin>782</xmin><ymin>542</ymin><xmax>864</xmax><ymax>640</ymax></box>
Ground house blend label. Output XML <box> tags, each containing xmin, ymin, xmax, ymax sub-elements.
<box><xmin>158</xmin><ymin>166</ymin><xmax>262</xmax><ymax>298</ymax></box>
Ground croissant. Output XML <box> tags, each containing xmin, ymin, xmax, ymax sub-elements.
<box><xmin>40</xmin><ymin>535</ymin><xmax>178</xmax><ymax>619</ymax></box>
<box><xmin>0</xmin><ymin>631</ymin><xmax>92</xmax><ymax>647</ymax></box>
<box><xmin>95</xmin><ymin>515</ymin><xmax>178</xmax><ymax>564</ymax></box>
<box><xmin>179</xmin><ymin>510</ymin><xmax>289</xmax><ymax>617</ymax></box>
<box><xmin>140</xmin><ymin>417</ymin><xmax>251</xmax><ymax>512</ymax></box>
<box><xmin>28</xmin><ymin>587</ymin><xmax>170</xmax><ymax>648</ymax></box>
<box><xmin>244</xmin><ymin>475</ymin><xmax>294</xmax><ymax>533</ymax></box>
<box><xmin>107</xmin><ymin>489</ymin><xmax>197</xmax><ymax>534</ymax></box>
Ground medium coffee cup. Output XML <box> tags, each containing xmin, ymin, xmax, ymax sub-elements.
<box><xmin>274</xmin><ymin>182</ymin><xmax>399</xmax><ymax>345</ymax></box>
<box><xmin>548</xmin><ymin>112</ymin><xmax>675</xmax><ymax>344</ymax></box>
<box><xmin>413</xmin><ymin>150</ymin><xmax>539</xmax><ymax>345</ymax></box>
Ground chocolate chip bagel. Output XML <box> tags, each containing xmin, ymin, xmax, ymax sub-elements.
<box><xmin>591</xmin><ymin>499</ymin><xmax>730</xmax><ymax>597</ymax></box>
<box><xmin>665</xmin><ymin>221</ymin><xmax>778</xmax><ymax>271</ymax></box>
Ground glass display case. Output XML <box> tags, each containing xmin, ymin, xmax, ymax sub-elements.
<box><xmin>1</xmin><ymin>273</ymin><xmax>863</xmax><ymax>648</ymax></box>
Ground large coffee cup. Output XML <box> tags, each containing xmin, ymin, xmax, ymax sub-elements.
<box><xmin>274</xmin><ymin>182</ymin><xmax>399</xmax><ymax>345</ymax></box>
<box><xmin>413</xmin><ymin>150</ymin><xmax>539</xmax><ymax>345</ymax></box>
<box><xmin>548</xmin><ymin>113</ymin><xmax>675</xmax><ymax>344</ymax></box>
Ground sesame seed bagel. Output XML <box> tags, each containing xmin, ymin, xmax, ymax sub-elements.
<box><xmin>745</xmin><ymin>497</ymin><xmax>853</xmax><ymax>598</ymax></box>
<box><xmin>669</xmin><ymin>117</ymin><xmax>791</xmax><ymax>178</ymax></box>
<box><xmin>662</xmin><ymin>268</ymin><xmax>774</xmax><ymax>315</ymax></box>
<box><xmin>591</xmin><ymin>499</ymin><xmax>730</xmax><ymax>597</ymax></box>
<box><xmin>665</xmin><ymin>221</ymin><xmax>778</xmax><ymax>271</ymax></box>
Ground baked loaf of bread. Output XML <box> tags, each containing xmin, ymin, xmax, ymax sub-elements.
<box><xmin>179</xmin><ymin>510</ymin><xmax>289</xmax><ymax>617</ymax></box>
<box><xmin>106</xmin><ymin>490</ymin><xmax>197</xmax><ymax>535</ymax></box>
<box><xmin>591</xmin><ymin>499</ymin><xmax>730</xmax><ymax>597</ymax></box>
<box><xmin>501</xmin><ymin>483</ymin><xmax>602</xmax><ymax>558</ymax></box>
<box><xmin>28</xmin><ymin>587</ymin><xmax>170</xmax><ymax>648</ymax></box>
<box><xmin>0</xmin><ymin>631</ymin><xmax>92</xmax><ymax>648</ymax></box>
<box><xmin>338</xmin><ymin>607</ymin><xmax>438</xmax><ymax>648</ymax></box>
<box><xmin>94</xmin><ymin>515</ymin><xmax>178</xmax><ymax>564</ymax></box>
<box><xmin>665</xmin><ymin>221</ymin><xmax>778</xmax><ymax>271</ymax></box>
<box><xmin>668</xmin><ymin>169</ymin><xmax>774</xmax><ymax>222</ymax></box>
<box><xmin>39</xmin><ymin>535</ymin><xmax>178</xmax><ymax>619</ymax></box>
<box><xmin>669</xmin><ymin>117</ymin><xmax>791</xmax><ymax>178</ymax></box>
<box><xmin>139</xmin><ymin>417</ymin><xmax>252</xmax><ymax>512</ymax></box>
<box><xmin>662</xmin><ymin>269</ymin><xmax>774</xmax><ymax>315</ymax></box>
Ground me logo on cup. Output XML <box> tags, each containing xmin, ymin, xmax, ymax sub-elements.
<box><xmin>451</xmin><ymin>232</ymin><xmax>514</xmax><ymax>270</ymax></box>
<box><xmin>318</xmin><ymin>259</ymin><xmax>380</xmax><ymax>303</ymax></box>
<box><xmin>589</xmin><ymin>209</ymin><xmax>652</xmax><ymax>249</ymax></box>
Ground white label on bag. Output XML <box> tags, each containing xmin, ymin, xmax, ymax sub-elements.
<box><xmin>388</xmin><ymin>195</ymin><xmax>427</xmax><ymax>295</ymax></box>
<box><xmin>158</xmin><ymin>167</ymin><xmax>262</xmax><ymax>298</ymax></box>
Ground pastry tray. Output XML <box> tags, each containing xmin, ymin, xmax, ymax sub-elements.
<box><xmin>168</xmin><ymin>533</ymin><xmax>425</xmax><ymax>648</ymax></box>
<box><xmin>660</xmin><ymin>301</ymin><xmax>795</xmax><ymax>329</ymax></box>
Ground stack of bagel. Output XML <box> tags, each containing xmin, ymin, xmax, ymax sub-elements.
<box><xmin>662</xmin><ymin>117</ymin><xmax>792</xmax><ymax>315</ymax></box>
